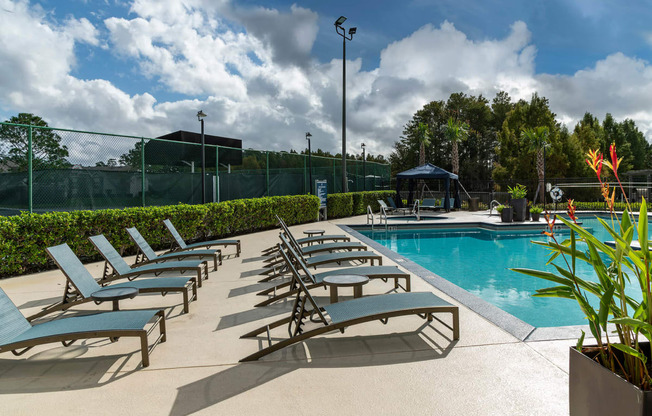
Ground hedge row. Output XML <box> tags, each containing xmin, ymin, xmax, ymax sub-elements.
<box><xmin>327</xmin><ymin>191</ymin><xmax>397</xmax><ymax>218</ymax></box>
<box><xmin>541</xmin><ymin>201</ymin><xmax>652</xmax><ymax>212</ymax></box>
<box><xmin>0</xmin><ymin>195</ymin><xmax>320</xmax><ymax>277</ymax></box>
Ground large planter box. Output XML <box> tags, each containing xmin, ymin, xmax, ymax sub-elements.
<box><xmin>570</xmin><ymin>344</ymin><xmax>652</xmax><ymax>415</ymax></box>
<box><xmin>511</xmin><ymin>198</ymin><xmax>527</xmax><ymax>222</ymax></box>
<box><xmin>500</xmin><ymin>207</ymin><xmax>513</xmax><ymax>223</ymax></box>
<box><xmin>468</xmin><ymin>198</ymin><xmax>480</xmax><ymax>211</ymax></box>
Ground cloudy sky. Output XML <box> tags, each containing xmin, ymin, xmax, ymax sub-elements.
<box><xmin>2</xmin><ymin>0</ymin><xmax>652</xmax><ymax>160</ymax></box>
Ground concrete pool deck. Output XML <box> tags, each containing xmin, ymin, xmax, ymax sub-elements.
<box><xmin>0</xmin><ymin>211</ymin><xmax>574</xmax><ymax>415</ymax></box>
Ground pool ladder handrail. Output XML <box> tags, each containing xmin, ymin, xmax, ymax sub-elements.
<box><xmin>368</xmin><ymin>205</ymin><xmax>388</xmax><ymax>230</ymax></box>
<box><xmin>413</xmin><ymin>200</ymin><xmax>420</xmax><ymax>221</ymax></box>
<box><xmin>489</xmin><ymin>200</ymin><xmax>501</xmax><ymax>216</ymax></box>
<box><xmin>366</xmin><ymin>205</ymin><xmax>374</xmax><ymax>227</ymax></box>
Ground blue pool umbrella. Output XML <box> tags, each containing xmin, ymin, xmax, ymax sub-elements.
<box><xmin>395</xmin><ymin>163</ymin><xmax>461</xmax><ymax>212</ymax></box>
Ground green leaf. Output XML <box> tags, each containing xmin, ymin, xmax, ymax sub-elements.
<box><xmin>598</xmin><ymin>284</ymin><xmax>615</xmax><ymax>330</ymax></box>
<box><xmin>610</xmin><ymin>317</ymin><xmax>652</xmax><ymax>335</ymax></box>
<box><xmin>576</xmin><ymin>330</ymin><xmax>585</xmax><ymax>351</ymax></box>
<box><xmin>610</xmin><ymin>343</ymin><xmax>648</xmax><ymax>364</ymax></box>
<box><xmin>638</xmin><ymin>199</ymin><xmax>649</xmax><ymax>256</ymax></box>
<box><xmin>511</xmin><ymin>268</ymin><xmax>574</xmax><ymax>287</ymax></box>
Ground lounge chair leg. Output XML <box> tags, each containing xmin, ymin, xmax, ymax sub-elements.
<box><xmin>140</xmin><ymin>333</ymin><xmax>150</xmax><ymax>367</ymax></box>
<box><xmin>183</xmin><ymin>288</ymin><xmax>189</xmax><ymax>313</ymax></box>
<box><xmin>452</xmin><ymin>309</ymin><xmax>459</xmax><ymax>340</ymax></box>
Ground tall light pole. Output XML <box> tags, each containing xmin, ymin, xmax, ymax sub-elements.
<box><xmin>197</xmin><ymin>110</ymin><xmax>207</xmax><ymax>204</ymax></box>
<box><xmin>335</xmin><ymin>16</ymin><xmax>356</xmax><ymax>193</ymax></box>
<box><xmin>306</xmin><ymin>132</ymin><xmax>313</xmax><ymax>194</ymax></box>
<box><xmin>361</xmin><ymin>142</ymin><xmax>366</xmax><ymax>191</ymax></box>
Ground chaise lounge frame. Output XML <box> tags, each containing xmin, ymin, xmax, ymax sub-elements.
<box><xmin>240</xmin><ymin>246</ymin><xmax>459</xmax><ymax>362</ymax></box>
<box><xmin>89</xmin><ymin>234</ymin><xmax>208</xmax><ymax>287</ymax></box>
<box><xmin>163</xmin><ymin>219</ymin><xmax>241</xmax><ymax>257</ymax></box>
<box><xmin>127</xmin><ymin>227</ymin><xmax>221</xmax><ymax>271</ymax></box>
<box><xmin>0</xmin><ymin>288</ymin><xmax>166</xmax><ymax>368</ymax></box>
<box><xmin>26</xmin><ymin>243</ymin><xmax>198</xmax><ymax>321</ymax></box>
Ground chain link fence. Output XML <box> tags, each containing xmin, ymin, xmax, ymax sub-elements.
<box><xmin>0</xmin><ymin>122</ymin><xmax>390</xmax><ymax>215</ymax></box>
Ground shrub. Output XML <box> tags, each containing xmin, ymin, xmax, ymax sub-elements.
<box><xmin>327</xmin><ymin>191</ymin><xmax>396</xmax><ymax>218</ymax></box>
<box><xmin>0</xmin><ymin>195</ymin><xmax>319</xmax><ymax>278</ymax></box>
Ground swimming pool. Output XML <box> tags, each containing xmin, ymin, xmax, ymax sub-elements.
<box><xmin>358</xmin><ymin>217</ymin><xmax>641</xmax><ymax>328</ymax></box>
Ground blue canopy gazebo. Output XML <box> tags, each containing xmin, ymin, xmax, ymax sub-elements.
<box><xmin>395</xmin><ymin>163</ymin><xmax>461</xmax><ymax>212</ymax></box>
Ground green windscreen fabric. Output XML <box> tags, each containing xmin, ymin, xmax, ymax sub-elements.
<box><xmin>0</xmin><ymin>123</ymin><xmax>391</xmax><ymax>214</ymax></box>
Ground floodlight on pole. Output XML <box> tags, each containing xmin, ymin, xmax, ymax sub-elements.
<box><xmin>361</xmin><ymin>143</ymin><xmax>366</xmax><ymax>191</ymax></box>
<box><xmin>335</xmin><ymin>15</ymin><xmax>356</xmax><ymax>193</ymax></box>
<box><xmin>197</xmin><ymin>110</ymin><xmax>207</xmax><ymax>204</ymax></box>
<box><xmin>306</xmin><ymin>132</ymin><xmax>313</xmax><ymax>194</ymax></box>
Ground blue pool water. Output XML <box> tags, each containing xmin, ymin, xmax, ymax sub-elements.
<box><xmin>359</xmin><ymin>217</ymin><xmax>642</xmax><ymax>327</ymax></box>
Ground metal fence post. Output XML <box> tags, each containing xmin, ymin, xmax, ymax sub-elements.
<box><xmin>266</xmin><ymin>151</ymin><xmax>270</xmax><ymax>196</ymax></box>
<box><xmin>28</xmin><ymin>125</ymin><xmax>33</xmax><ymax>213</ymax></box>
<box><xmin>303</xmin><ymin>154</ymin><xmax>307</xmax><ymax>194</ymax></box>
<box><xmin>141</xmin><ymin>138</ymin><xmax>146</xmax><ymax>207</ymax></box>
<box><xmin>333</xmin><ymin>158</ymin><xmax>336</xmax><ymax>193</ymax></box>
<box><xmin>215</xmin><ymin>146</ymin><xmax>220</xmax><ymax>202</ymax></box>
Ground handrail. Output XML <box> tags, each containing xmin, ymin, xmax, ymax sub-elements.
<box><xmin>366</xmin><ymin>205</ymin><xmax>374</xmax><ymax>229</ymax></box>
<box><xmin>489</xmin><ymin>200</ymin><xmax>501</xmax><ymax>215</ymax></box>
<box><xmin>413</xmin><ymin>200</ymin><xmax>420</xmax><ymax>221</ymax></box>
<box><xmin>379</xmin><ymin>206</ymin><xmax>388</xmax><ymax>228</ymax></box>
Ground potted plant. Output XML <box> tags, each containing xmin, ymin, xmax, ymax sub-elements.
<box><xmin>508</xmin><ymin>183</ymin><xmax>528</xmax><ymax>221</ymax></box>
<box><xmin>512</xmin><ymin>144</ymin><xmax>652</xmax><ymax>416</ymax></box>
<box><xmin>496</xmin><ymin>204</ymin><xmax>512</xmax><ymax>223</ymax></box>
<box><xmin>529</xmin><ymin>206</ymin><xmax>542</xmax><ymax>221</ymax></box>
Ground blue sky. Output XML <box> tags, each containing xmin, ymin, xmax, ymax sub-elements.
<box><xmin>2</xmin><ymin>0</ymin><xmax>652</xmax><ymax>163</ymax></box>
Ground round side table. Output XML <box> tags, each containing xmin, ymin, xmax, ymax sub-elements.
<box><xmin>322</xmin><ymin>274</ymin><xmax>369</xmax><ymax>303</ymax></box>
<box><xmin>91</xmin><ymin>287</ymin><xmax>138</xmax><ymax>311</ymax></box>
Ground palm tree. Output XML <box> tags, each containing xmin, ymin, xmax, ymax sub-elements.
<box><xmin>521</xmin><ymin>126</ymin><xmax>550</xmax><ymax>205</ymax></box>
<box><xmin>443</xmin><ymin>117</ymin><xmax>469</xmax><ymax>175</ymax></box>
<box><xmin>416</xmin><ymin>122</ymin><xmax>432</xmax><ymax>166</ymax></box>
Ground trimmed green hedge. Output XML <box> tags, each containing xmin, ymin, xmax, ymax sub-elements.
<box><xmin>326</xmin><ymin>191</ymin><xmax>396</xmax><ymax>218</ymax></box>
<box><xmin>0</xmin><ymin>195</ymin><xmax>320</xmax><ymax>277</ymax></box>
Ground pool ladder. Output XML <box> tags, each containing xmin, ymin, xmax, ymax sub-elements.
<box><xmin>367</xmin><ymin>205</ymin><xmax>388</xmax><ymax>230</ymax></box>
<box><xmin>489</xmin><ymin>200</ymin><xmax>501</xmax><ymax>215</ymax></box>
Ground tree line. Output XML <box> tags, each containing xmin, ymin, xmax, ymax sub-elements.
<box><xmin>390</xmin><ymin>91</ymin><xmax>652</xmax><ymax>196</ymax></box>
<box><xmin>0</xmin><ymin>113</ymin><xmax>387</xmax><ymax>173</ymax></box>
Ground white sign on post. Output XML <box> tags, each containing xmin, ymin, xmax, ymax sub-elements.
<box><xmin>316</xmin><ymin>180</ymin><xmax>328</xmax><ymax>220</ymax></box>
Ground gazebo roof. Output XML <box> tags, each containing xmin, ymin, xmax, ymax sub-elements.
<box><xmin>396</xmin><ymin>163</ymin><xmax>458</xmax><ymax>180</ymax></box>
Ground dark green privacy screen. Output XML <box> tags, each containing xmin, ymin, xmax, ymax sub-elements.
<box><xmin>0</xmin><ymin>123</ymin><xmax>390</xmax><ymax>214</ymax></box>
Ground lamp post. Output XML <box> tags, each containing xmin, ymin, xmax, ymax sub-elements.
<box><xmin>197</xmin><ymin>110</ymin><xmax>207</xmax><ymax>204</ymax></box>
<box><xmin>335</xmin><ymin>16</ymin><xmax>356</xmax><ymax>193</ymax></box>
<box><xmin>306</xmin><ymin>132</ymin><xmax>313</xmax><ymax>194</ymax></box>
<box><xmin>361</xmin><ymin>142</ymin><xmax>366</xmax><ymax>191</ymax></box>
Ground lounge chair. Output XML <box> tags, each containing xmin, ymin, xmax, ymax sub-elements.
<box><xmin>387</xmin><ymin>196</ymin><xmax>413</xmax><ymax>215</ymax></box>
<box><xmin>127</xmin><ymin>227</ymin><xmax>221</xmax><ymax>271</ymax></box>
<box><xmin>263</xmin><ymin>217</ymin><xmax>367</xmax><ymax>267</ymax></box>
<box><xmin>0</xmin><ymin>288</ymin><xmax>166</xmax><ymax>367</ymax></box>
<box><xmin>438</xmin><ymin>198</ymin><xmax>455</xmax><ymax>211</ymax></box>
<box><xmin>420</xmin><ymin>198</ymin><xmax>438</xmax><ymax>210</ymax></box>
<box><xmin>26</xmin><ymin>243</ymin><xmax>198</xmax><ymax>321</ymax></box>
<box><xmin>259</xmin><ymin>234</ymin><xmax>383</xmax><ymax>282</ymax></box>
<box><xmin>163</xmin><ymin>219</ymin><xmax>241</xmax><ymax>257</ymax></box>
<box><xmin>89</xmin><ymin>235</ymin><xmax>208</xmax><ymax>287</ymax></box>
<box><xmin>261</xmin><ymin>230</ymin><xmax>352</xmax><ymax>255</ymax></box>
<box><xmin>378</xmin><ymin>200</ymin><xmax>397</xmax><ymax>215</ymax></box>
<box><xmin>255</xmin><ymin>236</ymin><xmax>410</xmax><ymax>307</ymax></box>
<box><xmin>240</xmin><ymin>247</ymin><xmax>459</xmax><ymax>362</ymax></box>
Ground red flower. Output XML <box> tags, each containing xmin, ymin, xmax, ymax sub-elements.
<box><xmin>603</xmin><ymin>142</ymin><xmax>622</xmax><ymax>177</ymax></box>
<box><xmin>567</xmin><ymin>199</ymin><xmax>577</xmax><ymax>223</ymax></box>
